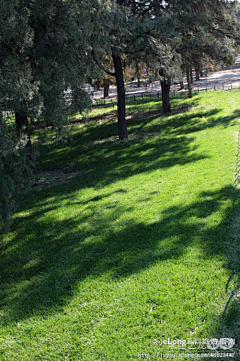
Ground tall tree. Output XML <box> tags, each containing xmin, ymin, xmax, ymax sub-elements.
<box><xmin>1</xmin><ymin>0</ymin><xmax>93</xmax><ymax>145</ymax></box>
<box><xmin>172</xmin><ymin>0</ymin><xmax>240</xmax><ymax>98</ymax></box>
<box><xmin>0</xmin><ymin>0</ymin><xmax>95</xmax><ymax>225</ymax></box>
<box><xmin>92</xmin><ymin>0</ymin><xmax>177</xmax><ymax>137</ymax></box>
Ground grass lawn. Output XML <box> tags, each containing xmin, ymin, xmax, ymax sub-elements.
<box><xmin>1</xmin><ymin>91</ymin><xmax>240</xmax><ymax>360</ymax></box>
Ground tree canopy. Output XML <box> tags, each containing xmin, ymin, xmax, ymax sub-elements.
<box><xmin>170</xmin><ymin>0</ymin><xmax>240</xmax><ymax>96</ymax></box>
<box><xmin>1</xmin><ymin>0</ymin><xmax>240</xmax><ymax>227</ymax></box>
<box><xmin>0</xmin><ymin>0</ymin><xmax>96</xmax><ymax>226</ymax></box>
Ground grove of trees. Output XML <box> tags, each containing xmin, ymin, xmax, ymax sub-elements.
<box><xmin>0</xmin><ymin>0</ymin><xmax>239</xmax><ymax>227</ymax></box>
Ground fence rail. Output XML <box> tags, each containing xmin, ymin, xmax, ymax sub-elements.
<box><xmin>92</xmin><ymin>81</ymin><xmax>240</xmax><ymax>107</ymax></box>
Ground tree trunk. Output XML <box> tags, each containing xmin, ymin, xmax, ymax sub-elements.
<box><xmin>15</xmin><ymin>112</ymin><xmax>38</xmax><ymax>184</ymax></box>
<box><xmin>136</xmin><ymin>62</ymin><xmax>141</xmax><ymax>87</ymax></box>
<box><xmin>95</xmin><ymin>80</ymin><xmax>101</xmax><ymax>90</ymax></box>
<box><xmin>112</xmin><ymin>50</ymin><xmax>128</xmax><ymax>140</ymax></box>
<box><xmin>190</xmin><ymin>66</ymin><xmax>193</xmax><ymax>84</ymax></box>
<box><xmin>186</xmin><ymin>66</ymin><xmax>192</xmax><ymax>98</ymax></box>
<box><xmin>160</xmin><ymin>68</ymin><xmax>171</xmax><ymax>113</ymax></box>
<box><xmin>161</xmin><ymin>80</ymin><xmax>171</xmax><ymax>113</ymax></box>
<box><xmin>103</xmin><ymin>78</ymin><xmax>110</xmax><ymax>98</ymax></box>
<box><xmin>179</xmin><ymin>81</ymin><xmax>184</xmax><ymax>89</ymax></box>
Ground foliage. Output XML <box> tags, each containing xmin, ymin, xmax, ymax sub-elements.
<box><xmin>172</xmin><ymin>0</ymin><xmax>240</xmax><ymax>90</ymax></box>
<box><xmin>0</xmin><ymin>114</ymin><xmax>34</xmax><ymax>230</ymax></box>
<box><xmin>95</xmin><ymin>0</ymin><xmax>179</xmax><ymax>69</ymax></box>
<box><xmin>116</xmin><ymin>0</ymin><xmax>240</xmax><ymax>98</ymax></box>
<box><xmin>0</xmin><ymin>0</ymin><xmax>96</xmax><ymax>224</ymax></box>
<box><xmin>0</xmin><ymin>0</ymin><xmax>94</xmax><ymax>124</ymax></box>
<box><xmin>91</xmin><ymin>0</ymin><xmax>181</xmax><ymax>137</ymax></box>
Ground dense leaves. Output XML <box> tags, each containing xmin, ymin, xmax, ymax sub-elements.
<box><xmin>0</xmin><ymin>0</ymin><xmax>95</xmax><ymax>226</ymax></box>
<box><xmin>171</xmin><ymin>0</ymin><xmax>240</xmax><ymax>96</ymax></box>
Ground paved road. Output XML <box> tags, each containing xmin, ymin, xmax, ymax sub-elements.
<box><xmin>193</xmin><ymin>54</ymin><xmax>240</xmax><ymax>90</ymax></box>
<box><xmin>91</xmin><ymin>54</ymin><xmax>240</xmax><ymax>100</ymax></box>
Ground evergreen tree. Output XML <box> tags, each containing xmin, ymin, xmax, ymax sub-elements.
<box><xmin>0</xmin><ymin>0</ymin><xmax>94</xmax><ymax>226</ymax></box>
<box><xmin>92</xmin><ymin>0</ymin><xmax>178</xmax><ymax>135</ymax></box>
<box><xmin>172</xmin><ymin>0</ymin><xmax>240</xmax><ymax>97</ymax></box>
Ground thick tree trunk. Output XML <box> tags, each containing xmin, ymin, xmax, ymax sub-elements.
<box><xmin>112</xmin><ymin>51</ymin><xmax>128</xmax><ymax>140</ymax></box>
<box><xmin>160</xmin><ymin>79</ymin><xmax>171</xmax><ymax>113</ymax></box>
<box><xmin>160</xmin><ymin>68</ymin><xmax>171</xmax><ymax>113</ymax></box>
<box><xmin>186</xmin><ymin>66</ymin><xmax>192</xmax><ymax>98</ymax></box>
<box><xmin>15</xmin><ymin>112</ymin><xmax>38</xmax><ymax>184</ymax></box>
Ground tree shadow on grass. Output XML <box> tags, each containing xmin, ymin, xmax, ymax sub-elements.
<box><xmin>38</xmin><ymin>132</ymin><xmax>208</xmax><ymax>191</ymax></box>
<box><xmin>210</xmin><ymin>193</ymin><xmax>240</xmax><ymax>357</ymax></box>
<box><xmin>37</xmin><ymin>103</ymin><xmax>239</xmax><ymax>185</ymax></box>
<box><xmin>1</xmin><ymin>97</ymin><xmax>239</xmax><ymax>351</ymax></box>
<box><xmin>0</xmin><ymin>184</ymin><xmax>239</xmax><ymax>329</ymax></box>
<box><xmin>128</xmin><ymin>108</ymin><xmax>239</xmax><ymax>139</ymax></box>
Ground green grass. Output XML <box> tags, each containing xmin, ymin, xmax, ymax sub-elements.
<box><xmin>1</xmin><ymin>91</ymin><xmax>240</xmax><ymax>360</ymax></box>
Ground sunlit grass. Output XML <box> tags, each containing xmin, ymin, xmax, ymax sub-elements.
<box><xmin>1</xmin><ymin>91</ymin><xmax>240</xmax><ymax>360</ymax></box>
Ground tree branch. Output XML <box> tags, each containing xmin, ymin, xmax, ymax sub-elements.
<box><xmin>91</xmin><ymin>50</ymin><xmax>115</xmax><ymax>77</ymax></box>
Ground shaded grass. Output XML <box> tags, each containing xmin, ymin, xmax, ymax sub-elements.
<box><xmin>0</xmin><ymin>91</ymin><xmax>240</xmax><ymax>360</ymax></box>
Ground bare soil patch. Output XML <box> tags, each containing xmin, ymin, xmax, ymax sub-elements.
<box><xmin>36</xmin><ymin>170</ymin><xmax>81</xmax><ymax>189</ymax></box>
<box><xmin>126</xmin><ymin>107</ymin><xmax>189</xmax><ymax>121</ymax></box>
<box><xmin>71</xmin><ymin>113</ymin><xmax>117</xmax><ymax>124</ymax></box>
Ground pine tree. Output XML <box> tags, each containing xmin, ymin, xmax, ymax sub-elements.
<box><xmin>92</xmin><ymin>0</ymin><xmax>178</xmax><ymax>134</ymax></box>
<box><xmin>172</xmin><ymin>0</ymin><xmax>240</xmax><ymax>98</ymax></box>
<box><xmin>0</xmin><ymin>0</ymin><xmax>95</xmax><ymax>226</ymax></box>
